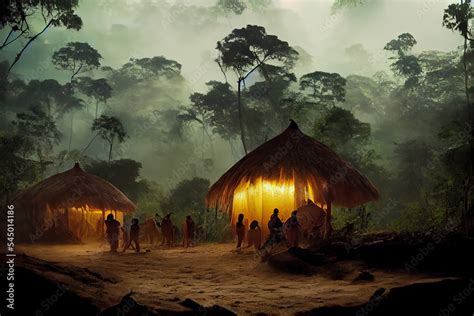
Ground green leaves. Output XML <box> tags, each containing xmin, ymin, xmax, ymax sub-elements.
<box><xmin>120</xmin><ymin>56</ymin><xmax>182</xmax><ymax>80</ymax></box>
<box><xmin>0</xmin><ymin>0</ymin><xmax>82</xmax><ymax>31</ymax></box>
<box><xmin>12</xmin><ymin>106</ymin><xmax>63</xmax><ymax>162</ymax></box>
<box><xmin>77</xmin><ymin>77</ymin><xmax>112</xmax><ymax>104</ymax></box>
<box><xmin>92</xmin><ymin>115</ymin><xmax>128</xmax><ymax>145</ymax></box>
<box><xmin>443</xmin><ymin>0</ymin><xmax>472</xmax><ymax>38</ymax></box>
<box><xmin>216</xmin><ymin>25</ymin><xmax>298</xmax><ymax>78</ymax></box>
<box><xmin>189</xmin><ymin>81</ymin><xmax>240</xmax><ymax>140</ymax></box>
<box><xmin>384</xmin><ymin>33</ymin><xmax>422</xmax><ymax>88</ymax></box>
<box><xmin>384</xmin><ymin>33</ymin><xmax>417</xmax><ymax>55</ymax></box>
<box><xmin>52</xmin><ymin>42</ymin><xmax>102</xmax><ymax>79</ymax></box>
<box><xmin>1</xmin><ymin>0</ymin><xmax>83</xmax><ymax>72</ymax></box>
<box><xmin>314</xmin><ymin>106</ymin><xmax>370</xmax><ymax>150</ymax></box>
<box><xmin>299</xmin><ymin>71</ymin><xmax>347</xmax><ymax>105</ymax></box>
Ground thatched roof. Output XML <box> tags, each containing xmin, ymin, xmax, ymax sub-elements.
<box><xmin>13</xmin><ymin>163</ymin><xmax>136</xmax><ymax>213</ymax></box>
<box><xmin>207</xmin><ymin>120</ymin><xmax>379</xmax><ymax>213</ymax></box>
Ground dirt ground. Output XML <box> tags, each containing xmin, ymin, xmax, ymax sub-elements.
<box><xmin>17</xmin><ymin>242</ymin><xmax>452</xmax><ymax>315</ymax></box>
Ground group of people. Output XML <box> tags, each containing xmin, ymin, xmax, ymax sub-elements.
<box><xmin>103</xmin><ymin>208</ymin><xmax>300</xmax><ymax>254</ymax></box>
<box><xmin>104</xmin><ymin>213</ymin><xmax>195</xmax><ymax>253</ymax></box>
<box><xmin>235</xmin><ymin>208</ymin><xmax>301</xmax><ymax>252</ymax></box>
<box><xmin>157</xmin><ymin>213</ymin><xmax>195</xmax><ymax>248</ymax></box>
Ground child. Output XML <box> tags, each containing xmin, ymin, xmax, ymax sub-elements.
<box><xmin>236</xmin><ymin>213</ymin><xmax>245</xmax><ymax>251</ymax></box>
<box><xmin>246</xmin><ymin>220</ymin><xmax>262</xmax><ymax>250</ymax></box>
<box><xmin>284</xmin><ymin>211</ymin><xmax>300</xmax><ymax>248</ymax></box>
<box><xmin>123</xmin><ymin>218</ymin><xmax>140</xmax><ymax>252</ymax></box>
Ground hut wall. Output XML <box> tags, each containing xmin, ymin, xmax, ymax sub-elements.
<box><xmin>231</xmin><ymin>177</ymin><xmax>326</xmax><ymax>236</ymax></box>
<box><xmin>67</xmin><ymin>207</ymin><xmax>125</xmax><ymax>241</ymax></box>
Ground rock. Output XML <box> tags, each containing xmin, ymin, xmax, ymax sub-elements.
<box><xmin>352</xmin><ymin>271</ymin><xmax>375</xmax><ymax>283</ymax></box>
<box><xmin>296</xmin><ymin>278</ymin><xmax>474</xmax><ymax>316</ymax></box>
<box><xmin>180</xmin><ymin>298</ymin><xmax>236</xmax><ymax>315</ymax></box>
<box><xmin>99</xmin><ymin>291</ymin><xmax>148</xmax><ymax>316</ymax></box>
<box><xmin>370</xmin><ymin>288</ymin><xmax>386</xmax><ymax>301</ymax></box>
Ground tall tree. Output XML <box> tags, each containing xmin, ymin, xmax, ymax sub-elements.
<box><xmin>216</xmin><ymin>25</ymin><xmax>298</xmax><ymax>153</ymax></box>
<box><xmin>189</xmin><ymin>81</ymin><xmax>240</xmax><ymax>141</ymax></box>
<box><xmin>85</xmin><ymin>159</ymin><xmax>148</xmax><ymax>202</ymax></box>
<box><xmin>52</xmin><ymin>42</ymin><xmax>102</xmax><ymax>150</ymax></box>
<box><xmin>12</xmin><ymin>106</ymin><xmax>62</xmax><ymax>165</ymax></box>
<box><xmin>13</xmin><ymin>79</ymin><xmax>84</xmax><ymax>119</ymax></box>
<box><xmin>92</xmin><ymin>115</ymin><xmax>128</xmax><ymax>162</ymax></box>
<box><xmin>384</xmin><ymin>33</ymin><xmax>422</xmax><ymax>88</ymax></box>
<box><xmin>0</xmin><ymin>134</ymin><xmax>41</xmax><ymax>203</ymax></box>
<box><xmin>77</xmin><ymin>77</ymin><xmax>112</xmax><ymax>118</ymax></box>
<box><xmin>299</xmin><ymin>71</ymin><xmax>347</xmax><ymax>106</ymax></box>
<box><xmin>52</xmin><ymin>42</ymin><xmax>102</xmax><ymax>82</ymax></box>
<box><xmin>443</xmin><ymin>0</ymin><xmax>474</xmax><ymax>224</ymax></box>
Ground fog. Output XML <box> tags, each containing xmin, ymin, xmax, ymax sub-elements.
<box><xmin>0</xmin><ymin>0</ymin><xmax>462</xmax><ymax>192</ymax></box>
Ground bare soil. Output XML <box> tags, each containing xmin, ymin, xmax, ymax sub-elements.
<box><xmin>16</xmin><ymin>242</ymin><xmax>453</xmax><ymax>315</ymax></box>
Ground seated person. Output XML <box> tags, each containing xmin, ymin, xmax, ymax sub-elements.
<box><xmin>246</xmin><ymin>220</ymin><xmax>262</xmax><ymax>250</ymax></box>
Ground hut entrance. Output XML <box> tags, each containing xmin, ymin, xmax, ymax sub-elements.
<box><xmin>67</xmin><ymin>207</ymin><xmax>124</xmax><ymax>241</ymax></box>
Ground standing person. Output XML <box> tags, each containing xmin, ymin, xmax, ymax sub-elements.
<box><xmin>182</xmin><ymin>215</ymin><xmax>195</xmax><ymax>248</ymax></box>
<box><xmin>105</xmin><ymin>214</ymin><xmax>121</xmax><ymax>253</ymax></box>
<box><xmin>284</xmin><ymin>211</ymin><xmax>300</xmax><ymax>248</ymax></box>
<box><xmin>236</xmin><ymin>213</ymin><xmax>246</xmax><ymax>251</ymax></box>
<box><xmin>260</xmin><ymin>208</ymin><xmax>284</xmax><ymax>256</ymax></box>
<box><xmin>268</xmin><ymin>208</ymin><xmax>283</xmax><ymax>239</ymax></box>
<box><xmin>161</xmin><ymin>213</ymin><xmax>174</xmax><ymax>247</ymax></box>
<box><xmin>123</xmin><ymin>218</ymin><xmax>140</xmax><ymax>252</ymax></box>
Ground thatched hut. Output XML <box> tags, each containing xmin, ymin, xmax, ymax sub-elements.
<box><xmin>206</xmin><ymin>120</ymin><xmax>379</xmax><ymax>237</ymax></box>
<box><xmin>13</xmin><ymin>163</ymin><xmax>136</xmax><ymax>243</ymax></box>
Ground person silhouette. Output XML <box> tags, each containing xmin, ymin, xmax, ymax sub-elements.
<box><xmin>236</xmin><ymin>213</ymin><xmax>245</xmax><ymax>251</ymax></box>
<box><xmin>123</xmin><ymin>218</ymin><xmax>140</xmax><ymax>252</ymax></box>
<box><xmin>105</xmin><ymin>214</ymin><xmax>120</xmax><ymax>252</ymax></box>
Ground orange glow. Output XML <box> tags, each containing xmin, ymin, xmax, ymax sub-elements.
<box><xmin>68</xmin><ymin>205</ymin><xmax>125</xmax><ymax>239</ymax></box>
<box><xmin>231</xmin><ymin>177</ymin><xmax>326</xmax><ymax>235</ymax></box>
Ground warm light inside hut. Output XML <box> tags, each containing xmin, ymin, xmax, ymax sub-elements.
<box><xmin>64</xmin><ymin>205</ymin><xmax>125</xmax><ymax>240</ymax></box>
<box><xmin>231</xmin><ymin>177</ymin><xmax>326</xmax><ymax>235</ymax></box>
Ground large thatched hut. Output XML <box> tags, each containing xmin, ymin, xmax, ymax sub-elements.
<box><xmin>13</xmin><ymin>163</ymin><xmax>136</xmax><ymax>243</ymax></box>
<box><xmin>206</xmin><ymin>120</ymin><xmax>379</xmax><ymax>237</ymax></box>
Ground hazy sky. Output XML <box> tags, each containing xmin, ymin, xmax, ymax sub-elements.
<box><xmin>0</xmin><ymin>0</ymin><xmax>463</xmax><ymax>186</ymax></box>
<box><xmin>3</xmin><ymin>0</ymin><xmax>461</xmax><ymax>88</ymax></box>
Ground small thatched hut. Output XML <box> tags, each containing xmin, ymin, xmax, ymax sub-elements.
<box><xmin>13</xmin><ymin>163</ymin><xmax>136</xmax><ymax>243</ymax></box>
<box><xmin>206</xmin><ymin>120</ymin><xmax>379</xmax><ymax>237</ymax></box>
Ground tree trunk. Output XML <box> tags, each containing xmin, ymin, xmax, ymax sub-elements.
<box><xmin>237</xmin><ymin>79</ymin><xmax>248</xmax><ymax>155</ymax></box>
<box><xmin>108</xmin><ymin>137</ymin><xmax>114</xmax><ymax>163</ymax></box>
<box><xmin>461</xmin><ymin>13</ymin><xmax>473</xmax><ymax>227</ymax></box>
<box><xmin>95</xmin><ymin>100</ymin><xmax>99</xmax><ymax>119</ymax></box>
<box><xmin>202</xmin><ymin>122</ymin><xmax>215</xmax><ymax>158</ymax></box>
<box><xmin>68</xmin><ymin>111</ymin><xmax>74</xmax><ymax>152</ymax></box>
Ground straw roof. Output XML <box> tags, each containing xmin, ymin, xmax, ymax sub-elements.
<box><xmin>13</xmin><ymin>163</ymin><xmax>136</xmax><ymax>213</ymax></box>
<box><xmin>207</xmin><ymin>120</ymin><xmax>379</xmax><ymax>213</ymax></box>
